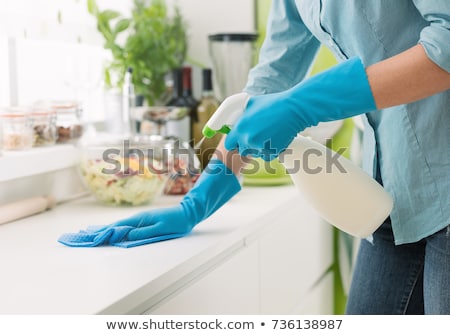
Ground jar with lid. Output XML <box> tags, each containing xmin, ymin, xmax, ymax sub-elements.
<box><xmin>31</xmin><ymin>107</ymin><xmax>58</xmax><ymax>147</ymax></box>
<box><xmin>162</xmin><ymin>137</ymin><xmax>201</xmax><ymax>195</ymax></box>
<box><xmin>51</xmin><ymin>101</ymin><xmax>83</xmax><ymax>144</ymax></box>
<box><xmin>0</xmin><ymin>107</ymin><xmax>34</xmax><ymax>151</ymax></box>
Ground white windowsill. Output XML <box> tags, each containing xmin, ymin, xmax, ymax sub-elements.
<box><xmin>0</xmin><ymin>144</ymin><xmax>80</xmax><ymax>182</ymax></box>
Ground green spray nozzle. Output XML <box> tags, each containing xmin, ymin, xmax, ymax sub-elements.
<box><xmin>202</xmin><ymin>125</ymin><xmax>232</xmax><ymax>138</ymax></box>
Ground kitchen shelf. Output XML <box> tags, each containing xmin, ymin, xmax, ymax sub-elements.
<box><xmin>0</xmin><ymin>144</ymin><xmax>80</xmax><ymax>182</ymax></box>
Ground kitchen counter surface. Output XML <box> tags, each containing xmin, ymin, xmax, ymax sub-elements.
<box><xmin>0</xmin><ymin>184</ymin><xmax>318</xmax><ymax>315</ymax></box>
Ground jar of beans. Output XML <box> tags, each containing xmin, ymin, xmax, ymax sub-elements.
<box><xmin>51</xmin><ymin>101</ymin><xmax>83</xmax><ymax>144</ymax></box>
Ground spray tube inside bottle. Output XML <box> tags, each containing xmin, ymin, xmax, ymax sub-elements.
<box><xmin>202</xmin><ymin>92</ymin><xmax>393</xmax><ymax>238</ymax></box>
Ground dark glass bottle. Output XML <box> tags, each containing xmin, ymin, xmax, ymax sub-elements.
<box><xmin>182</xmin><ymin>66</ymin><xmax>199</xmax><ymax>143</ymax></box>
<box><xmin>164</xmin><ymin>68</ymin><xmax>201</xmax><ymax>195</ymax></box>
<box><xmin>165</xmin><ymin>68</ymin><xmax>191</xmax><ymax>143</ymax></box>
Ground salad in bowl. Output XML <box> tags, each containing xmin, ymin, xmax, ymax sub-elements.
<box><xmin>78</xmin><ymin>133</ymin><xmax>200</xmax><ymax>206</ymax></box>
<box><xmin>79</xmin><ymin>134</ymin><xmax>175</xmax><ymax>206</ymax></box>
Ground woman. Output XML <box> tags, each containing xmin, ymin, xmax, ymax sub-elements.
<box><xmin>59</xmin><ymin>0</ymin><xmax>450</xmax><ymax>315</ymax></box>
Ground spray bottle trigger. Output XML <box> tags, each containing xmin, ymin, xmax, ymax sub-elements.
<box><xmin>202</xmin><ymin>125</ymin><xmax>231</xmax><ymax>138</ymax></box>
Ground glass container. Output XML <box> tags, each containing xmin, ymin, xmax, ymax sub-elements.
<box><xmin>79</xmin><ymin>134</ymin><xmax>169</xmax><ymax>206</ymax></box>
<box><xmin>51</xmin><ymin>101</ymin><xmax>83</xmax><ymax>144</ymax></box>
<box><xmin>31</xmin><ymin>107</ymin><xmax>58</xmax><ymax>147</ymax></box>
<box><xmin>79</xmin><ymin>133</ymin><xmax>200</xmax><ymax>206</ymax></box>
<box><xmin>139</xmin><ymin>105</ymin><xmax>201</xmax><ymax>195</ymax></box>
<box><xmin>162</xmin><ymin>136</ymin><xmax>200</xmax><ymax>195</ymax></box>
<box><xmin>0</xmin><ymin>107</ymin><xmax>33</xmax><ymax>151</ymax></box>
<box><xmin>208</xmin><ymin>33</ymin><xmax>258</xmax><ymax>101</ymax></box>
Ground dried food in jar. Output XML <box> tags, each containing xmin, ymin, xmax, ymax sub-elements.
<box><xmin>51</xmin><ymin>101</ymin><xmax>83</xmax><ymax>143</ymax></box>
<box><xmin>57</xmin><ymin>124</ymin><xmax>83</xmax><ymax>143</ymax></box>
<box><xmin>0</xmin><ymin>111</ymin><xmax>33</xmax><ymax>151</ymax></box>
<box><xmin>163</xmin><ymin>157</ymin><xmax>200</xmax><ymax>195</ymax></box>
<box><xmin>3</xmin><ymin>133</ymin><xmax>33</xmax><ymax>150</ymax></box>
<box><xmin>33</xmin><ymin>124</ymin><xmax>57</xmax><ymax>146</ymax></box>
<box><xmin>31</xmin><ymin>110</ymin><xmax>57</xmax><ymax>146</ymax></box>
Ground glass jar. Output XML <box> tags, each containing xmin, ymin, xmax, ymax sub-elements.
<box><xmin>138</xmin><ymin>107</ymin><xmax>201</xmax><ymax>195</ymax></box>
<box><xmin>0</xmin><ymin>107</ymin><xmax>33</xmax><ymax>151</ymax></box>
<box><xmin>162</xmin><ymin>137</ymin><xmax>201</xmax><ymax>195</ymax></box>
<box><xmin>31</xmin><ymin>107</ymin><xmax>57</xmax><ymax>147</ymax></box>
<box><xmin>51</xmin><ymin>101</ymin><xmax>83</xmax><ymax>144</ymax></box>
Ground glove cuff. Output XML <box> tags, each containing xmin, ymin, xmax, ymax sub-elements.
<box><xmin>289</xmin><ymin>57</ymin><xmax>377</xmax><ymax>127</ymax></box>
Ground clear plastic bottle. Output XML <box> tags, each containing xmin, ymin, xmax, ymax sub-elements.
<box><xmin>122</xmin><ymin>67</ymin><xmax>136</xmax><ymax>135</ymax></box>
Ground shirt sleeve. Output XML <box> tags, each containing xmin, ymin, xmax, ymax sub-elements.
<box><xmin>413</xmin><ymin>0</ymin><xmax>450</xmax><ymax>72</ymax></box>
<box><xmin>244</xmin><ymin>0</ymin><xmax>321</xmax><ymax>95</ymax></box>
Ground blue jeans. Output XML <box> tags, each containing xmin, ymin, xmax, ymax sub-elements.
<box><xmin>345</xmin><ymin>219</ymin><xmax>450</xmax><ymax>314</ymax></box>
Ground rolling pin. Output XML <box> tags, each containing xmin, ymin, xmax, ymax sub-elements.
<box><xmin>0</xmin><ymin>196</ymin><xmax>56</xmax><ymax>225</ymax></box>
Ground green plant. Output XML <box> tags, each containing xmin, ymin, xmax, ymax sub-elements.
<box><xmin>87</xmin><ymin>0</ymin><xmax>188</xmax><ymax>105</ymax></box>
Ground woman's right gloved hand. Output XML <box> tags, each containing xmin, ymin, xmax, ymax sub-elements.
<box><xmin>57</xmin><ymin>158</ymin><xmax>241</xmax><ymax>248</ymax></box>
<box><xmin>225</xmin><ymin>57</ymin><xmax>377</xmax><ymax>161</ymax></box>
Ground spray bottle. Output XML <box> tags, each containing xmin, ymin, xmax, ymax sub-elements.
<box><xmin>201</xmin><ymin>92</ymin><xmax>393</xmax><ymax>238</ymax></box>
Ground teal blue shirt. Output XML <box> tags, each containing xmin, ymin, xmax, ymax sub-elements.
<box><xmin>245</xmin><ymin>0</ymin><xmax>450</xmax><ymax>244</ymax></box>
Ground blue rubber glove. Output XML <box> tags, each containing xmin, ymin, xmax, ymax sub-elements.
<box><xmin>58</xmin><ymin>159</ymin><xmax>241</xmax><ymax>248</ymax></box>
<box><xmin>225</xmin><ymin>57</ymin><xmax>377</xmax><ymax>161</ymax></box>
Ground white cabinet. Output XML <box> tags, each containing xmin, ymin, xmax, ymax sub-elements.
<box><xmin>147</xmin><ymin>242</ymin><xmax>260</xmax><ymax>315</ymax></box>
<box><xmin>259</xmin><ymin>207</ymin><xmax>333</xmax><ymax>314</ymax></box>
<box><xmin>144</xmin><ymin>196</ymin><xmax>333</xmax><ymax>315</ymax></box>
<box><xmin>293</xmin><ymin>273</ymin><xmax>334</xmax><ymax>315</ymax></box>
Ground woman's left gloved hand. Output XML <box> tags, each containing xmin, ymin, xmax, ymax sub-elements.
<box><xmin>57</xmin><ymin>159</ymin><xmax>241</xmax><ymax>248</ymax></box>
<box><xmin>225</xmin><ymin>57</ymin><xmax>377</xmax><ymax>161</ymax></box>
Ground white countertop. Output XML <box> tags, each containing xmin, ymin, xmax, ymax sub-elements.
<box><xmin>0</xmin><ymin>184</ymin><xmax>311</xmax><ymax>315</ymax></box>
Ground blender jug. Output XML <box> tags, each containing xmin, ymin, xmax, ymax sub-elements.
<box><xmin>208</xmin><ymin>33</ymin><xmax>258</xmax><ymax>101</ymax></box>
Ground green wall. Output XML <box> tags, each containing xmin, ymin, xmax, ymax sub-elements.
<box><xmin>255</xmin><ymin>0</ymin><xmax>272</xmax><ymax>48</ymax></box>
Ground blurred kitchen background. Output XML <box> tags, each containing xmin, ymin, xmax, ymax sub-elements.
<box><xmin>0</xmin><ymin>0</ymin><xmax>260</xmax><ymax>118</ymax></box>
<box><xmin>0</xmin><ymin>0</ymin><xmax>361</xmax><ymax>315</ymax></box>
<box><xmin>0</xmin><ymin>0</ymin><xmax>264</xmax><ymax>198</ymax></box>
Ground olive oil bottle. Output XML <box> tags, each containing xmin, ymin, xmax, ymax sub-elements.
<box><xmin>192</xmin><ymin>69</ymin><xmax>221</xmax><ymax>169</ymax></box>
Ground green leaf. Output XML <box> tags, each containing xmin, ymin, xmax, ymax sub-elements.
<box><xmin>87</xmin><ymin>0</ymin><xmax>99</xmax><ymax>15</ymax></box>
<box><xmin>91</xmin><ymin>0</ymin><xmax>188</xmax><ymax>104</ymax></box>
<box><xmin>104</xmin><ymin>68</ymin><xmax>112</xmax><ymax>88</ymax></box>
<box><xmin>99</xmin><ymin>10</ymin><xmax>121</xmax><ymax>21</ymax></box>
<box><xmin>97</xmin><ymin>21</ymin><xmax>113</xmax><ymax>42</ymax></box>
<box><xmin>113</xmin><ymin>19</ymin><xmax>131</xmax><ymax>36</ymax></box>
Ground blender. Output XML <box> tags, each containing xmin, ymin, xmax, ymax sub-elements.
<box><xmin>208</xmin><ymin>33</ymin><xmax>258</xmax><ymax>102</ymax></box>
<box><xmin>208</xmin><ymin>32</ymin><xmax>291</xmax><ymax>186</ymax></box>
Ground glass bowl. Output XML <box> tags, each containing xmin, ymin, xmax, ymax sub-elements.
<box><xmin>78</xmin><ymin>133</ymin><xmax>200</xmax><ymax>206</ymax></box>
<box><xmin>78</xmin><ymin>134</ymin><xmax>168</xmax><ymax>206</ymax></box>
